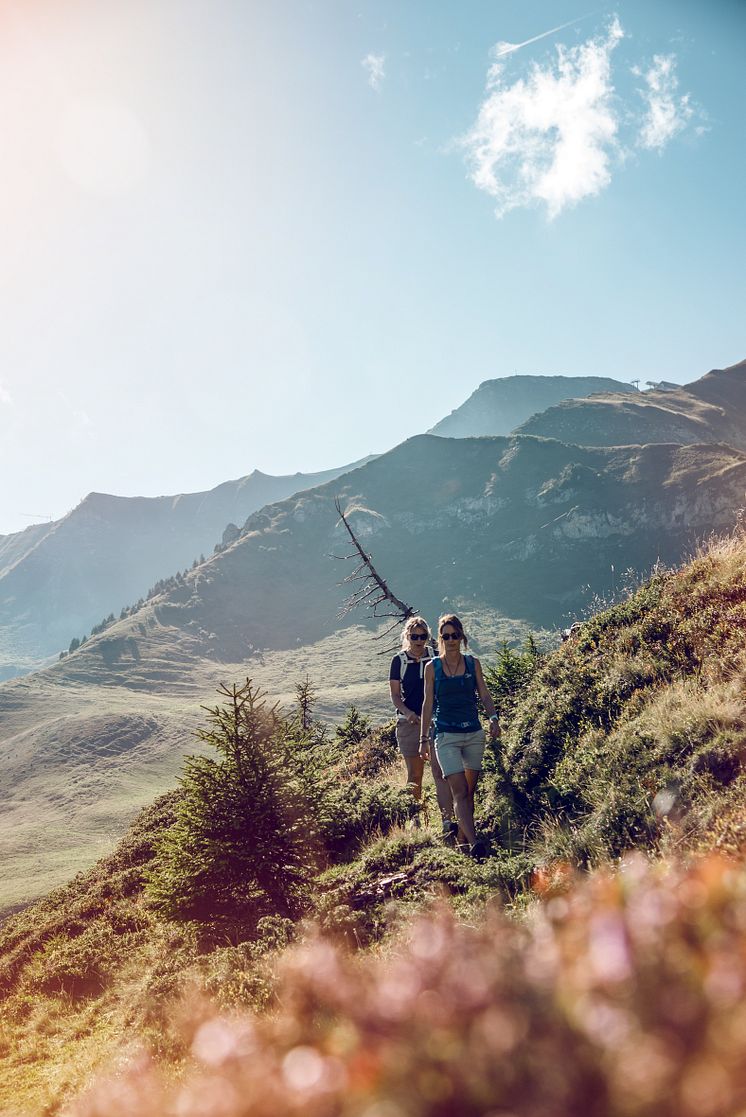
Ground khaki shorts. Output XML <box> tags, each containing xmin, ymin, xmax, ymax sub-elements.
<box><xmin>395</xmin><ymin>718</ymin><xmax>421</xmax><ymax>759</ymax></box>
<box><xmin>435</xmin><ymin>729</ymin><xmax>486</xmax><ymax>777</ymax></box>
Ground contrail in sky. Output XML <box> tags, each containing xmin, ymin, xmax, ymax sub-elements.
<box><xmin>492</xmin><ymin>13</ymin><xmax>596</xmax><ymax>59</ymax></box>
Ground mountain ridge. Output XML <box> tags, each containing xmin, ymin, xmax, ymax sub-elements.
<box><xmin>429</xmin><ymin>374</ymin><xmax>638</xmax><ymax>438</ymax></box>
<box><xmin>517</xmin><ymin>358</ymin><xmax>746</xmax><ymax>447</ymax></box>
<box><xmin>0</xmin><ymin>457</ymin><xmax>372</xmax><ymax>680</ymax></box>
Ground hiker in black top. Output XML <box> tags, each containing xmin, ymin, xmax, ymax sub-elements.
<box><xmin>389</xmin><ymin>616</ymin><xmax>456</xmax><ymax>837</ymax></box>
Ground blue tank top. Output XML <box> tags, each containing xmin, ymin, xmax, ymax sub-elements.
<box><xmin>433</xmin><ymin>655</ymin><xmax>481</xmax><ymax>734</ymax></box>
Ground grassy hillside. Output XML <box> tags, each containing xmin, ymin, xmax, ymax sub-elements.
<box><xmin>430</xmin><ymin>374</ymin><xmax>636</xmax><ymax>437</ymax></box>
<box><xmin>489</xmin><ymin>528</ymin><xmax>746</xmax><ymax>863</ymax></box>
<box><xmin>518</xmin><ymin>358</ymin><xmax>746</xmax><ymax>447</ymax></box>
<box><xmin>4</xmin><ymin>529</ymin><xmax>746</xmax><ymax>1115</ymax></box>
<box><xmin>0</xmin><ymin>611</ymin><xmax>524</xmax><ymax>917</ymax></box>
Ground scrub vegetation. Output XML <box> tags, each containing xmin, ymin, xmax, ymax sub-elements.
<box><xmin>4</xmin><ymin>529</ymin><xmax>746</xmax><ymax>1116</ymax></box>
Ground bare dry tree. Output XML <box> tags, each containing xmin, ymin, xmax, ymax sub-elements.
<box><xmin>332</xmin><ymin>497</ymin><xmax>416</xmax><ymax>645</ymax></box>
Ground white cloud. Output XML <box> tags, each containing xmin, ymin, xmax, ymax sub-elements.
<box><xmin>362</xmin><ymin>53</ymin><xmax>386</xmax><ymax>92</ymax></box>
<box><xmin>0</xmin><ymin>382</ymin><xmax>12</xmax><ymax>406</ymax></box>
<box><xmin>461</xmin><ymin>19</ymin><xmax>698</xmax><ymax>220</ymax></box>
<box><xmin>462</xmin><ymin>19</ymin><xmax>624</xmax><ymax>220</ymax></box>
<box><xmin>635</xmin><ymin>54</ymin><xmax>693</xmax><ymax>150</ymax></box>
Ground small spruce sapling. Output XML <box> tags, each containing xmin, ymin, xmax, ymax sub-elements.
<box><xmin>335</xmin><ymin>705</ymin><xmax>372</xmax><ymax>748</ymax></box>
<box><xmin>147</xmin><ymin>679</ymin><xmax>318</xmax><ymax>938</ymax></box>
<box><xmin>295</xmin><ymin>674</ymin><xmax>317</xmax><ymax>733</ymax></box>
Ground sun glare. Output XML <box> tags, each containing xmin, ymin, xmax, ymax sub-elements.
<box><xmin>55</xmin><ymin>99</ymin><xmax>150</xmax><ymax>196</ymax></box>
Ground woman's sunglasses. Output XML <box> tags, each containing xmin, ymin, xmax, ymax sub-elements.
<box><xmin>409</xmin><ymin>633</ymin><xmax>428</xmax><ymax>641</ymax></box>
<box><xmin>441</xmin><ymin>632</ymin><xmax>461</xmax><ymax>641</ymax></box>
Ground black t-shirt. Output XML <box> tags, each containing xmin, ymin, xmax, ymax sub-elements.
<box><xmin>389</xmin><ymin>652</ymin><xmax>429</xmax><ymax>716</ymax></box>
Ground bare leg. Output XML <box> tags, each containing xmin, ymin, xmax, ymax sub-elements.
<box><xmin>446</xmin><ymin>771</ymin><xmax>478</xmax><ymax>847</ymax></box>
<box><xmin>404</xmin><ymin>755</ymin><xmax>425</xmax><ymax>801</ymax></box>
<box><xmin>430</xmin><ymin>753</ymin><xmax>455</xmax><ymax>822</ymax></box>
<box><xmin>465</xmin><ymin>768</ymin><xmax>480</xmax><ymax>838</ymax></box>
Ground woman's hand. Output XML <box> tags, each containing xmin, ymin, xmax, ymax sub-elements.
<box><xmin>489</xmin><ymin>719</ymin><xmax>501</xmax><ymax>741</ymax></box>
<box><xmin>405</xmin><ymin>710</ymin><xmax>419</xmax><ymax>726</ymax></box>
<box><xmin>419</xmin><ymin>737</ymin><xmax>430</xmax><ymax>760</ymax></box>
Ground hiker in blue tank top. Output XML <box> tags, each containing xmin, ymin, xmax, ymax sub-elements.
<box><xmin>389</xmin><ymin>616</ymin><xmax>457</xmax><ymax>840</ymax></box>
<box><xmin>419</xmin><ymin>613</ymin><xmax>500</xmax><ymax>861</ymax></box>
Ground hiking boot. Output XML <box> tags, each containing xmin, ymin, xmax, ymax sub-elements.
<box><xmin>441</xmin><ymin>819</ymin><xmax>458</xmax><ymax>845</ymax></box>
<box><xmin>469</xmin><ymin>839</ymin><xmax>488</xmax><ymax>862</ymax></box>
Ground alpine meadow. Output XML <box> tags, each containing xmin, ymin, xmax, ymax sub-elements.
<box><xmin>1</xmin><ymin>3</ymin><xmax>745</xmax><ymax>1116</ymax></box>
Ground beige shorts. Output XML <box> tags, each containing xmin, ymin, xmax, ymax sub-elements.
<box><xmin>395</xmin><ymin>718</ymin><xmax>421</xmax><ymax>758</ymax></box>
<box><xmin>435</xmin><ymin>730</ymin><xmax>486</xmax><ymax>777</ymax></box>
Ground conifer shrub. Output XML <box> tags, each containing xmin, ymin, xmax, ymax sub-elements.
<box><xmin>334</xmin><ymin>705</ymin><xmax>372</xmax><ymax>748</ymax></box>
<box><xmin>146</xmin><ymin>681</ymin><xmax>320</xmax><ymax>938</ymax></box>
<box><xmin>483</xmin><ymin>635</ymin><xmax>542</xmax><ymax>721</ymax></box>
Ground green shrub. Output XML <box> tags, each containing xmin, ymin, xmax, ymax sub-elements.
<box><xmin>146</xmin><ymin>681</ymin><xmax>320</xmax><ymax>938</ymax></box>
<box><xmin>343</xmin><ymin>721</ymin><xmax>398</xmax><ymax>779</ymax></box>
<box><xmin>334</xmin><ymin>705</ymin><xmax>372</xmax><ymax>748</ymax></box>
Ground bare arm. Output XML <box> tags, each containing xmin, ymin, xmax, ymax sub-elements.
<box><xmin>474</xmin><ymin>658</ymin><xmax>500</xmax><ymax>740</ymax></box>
<box><xmin>419</xmin><ymin>661</ymin><xmax>435</xmax><ymax>758</ymax></box>
<box><xmin>389</xmin><ymin>679</ymin><xmax>418</xmax><ymax>724</ymax></box>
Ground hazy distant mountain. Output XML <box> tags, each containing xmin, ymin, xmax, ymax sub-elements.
<box><xmin>4</xmin><ymin>432</ymin><xmax>746</xmax><ymax>910</ymax></box>
<box><xmin>68</xmin><ymin>435</ymin><xmax>746</xmax><ymax>669</ymax></box>
<box><xmin>430</xmin><ymin>375</ymin><xmax>637</xmax><ymax>438</ymax></box>
<box><xmin>0</xmin><ymin>460</ymin><xmax>371</xmax><ymax>680</ymax></box>
<box><xmin>517</xmin><ymin>359</ymin><xmax>746</xmax><ymax>446</ymax></box>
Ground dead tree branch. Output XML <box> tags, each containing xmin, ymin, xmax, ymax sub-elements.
<box><xmin>333</xmin><ymin>497</ymin><xmax>416</xmax><ymax>644</ymax></box>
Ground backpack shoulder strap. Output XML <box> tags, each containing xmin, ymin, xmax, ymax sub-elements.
<box><xmin>464</xmin><ymin>654</ymin><xmax>478</xmax><ymax>689</ymax></box>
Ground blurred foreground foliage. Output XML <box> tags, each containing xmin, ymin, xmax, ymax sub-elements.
<box><xmin>74</xmin><ymin>855</ymin><xmax>746</xmax><ymax>1117</ymax></box>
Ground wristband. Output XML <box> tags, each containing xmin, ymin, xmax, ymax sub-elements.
<box><xmin>489</xmin><ymin>714</ymin><xmax>499</xmax><ymax>722</ymax></box>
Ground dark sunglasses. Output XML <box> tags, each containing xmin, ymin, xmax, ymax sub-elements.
<box><xmin>410</xmin><ymin>633</ymin><xmax>428</xmax><ymax>641</ymax></box>
<box><xmin>441</xmin><ymin>632</ymin><xmax>461</xmax><ymax>641</ymax></box>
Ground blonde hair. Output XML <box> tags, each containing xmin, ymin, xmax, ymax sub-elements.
<box><xmin>437</xmin><ymin>613</ymin><xmax>468</xmax><ymax>656</ymax></box>
<box><xmin>400</xmin><ymin>615</ymin><xmax>432</xmax><ymax>650</ymax></box>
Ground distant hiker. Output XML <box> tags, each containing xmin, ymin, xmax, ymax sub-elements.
<box><xmin>389</xmin><ymin>616</ymin><xmax>456</xmax><ymax>839</ymax></box>
<box><xmin>419</xmin><ymin>614</ymin><xmax>500</xmax><ymax>861</ymax></box>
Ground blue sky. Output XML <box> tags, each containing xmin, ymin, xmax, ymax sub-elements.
<box><xmin>0</xmin><ymin>0</ymin><xmax>744</xmax><ymax>533</ymax></box>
